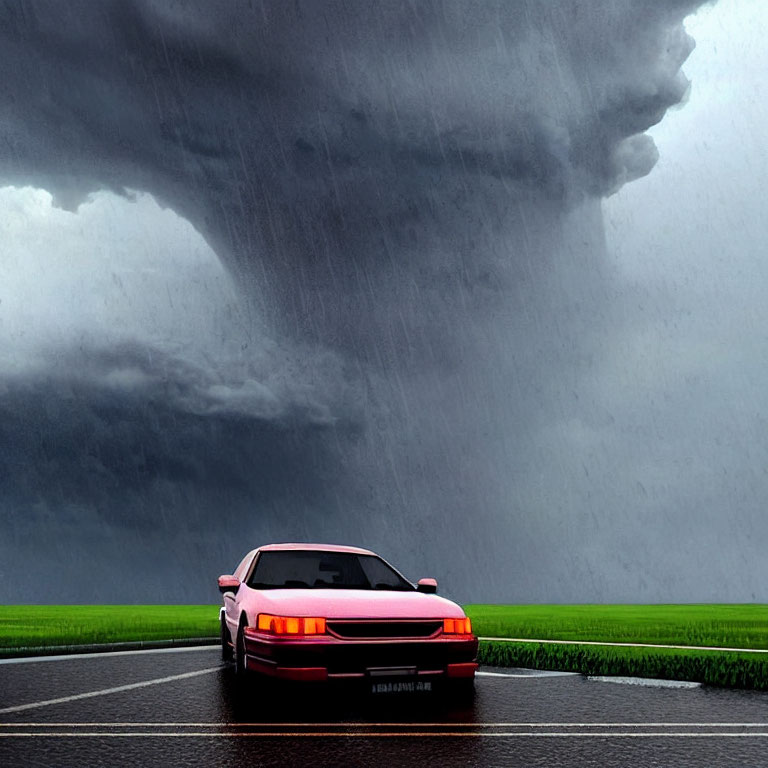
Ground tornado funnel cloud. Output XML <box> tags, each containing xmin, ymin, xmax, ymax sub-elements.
<box><xmin>0</xmin><ymin>1</ymin><xmax>706</xmax><ymax>602</ymax></box>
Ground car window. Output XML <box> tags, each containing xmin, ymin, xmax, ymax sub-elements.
<box><xmin>358</xmin><ymin>555</ymin><xmax>413</xmax><ymax>591</ymax></box>
<box><xmin>233</xmin><ymin>551</ymin><xmax>255</xmax><ymax>582</ymax></box>
<box><xmin>248</xmin><ymin>551</ymin><xmax>414</xmax><ymax>591</ymax></box>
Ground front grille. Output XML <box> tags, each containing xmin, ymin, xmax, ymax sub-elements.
<box><xmin>251</xmin><ymin>636</ymin><xmax>479</xmax><ymax>675</ymax></box>
<box><xmin>323</xmin><ymin>641</ymin><xmax>476</xmax><ymax>674</ymax></box>
<box><xmin>327</xmin><ymin>620</ymin><xmax>442</xmax><ymax>639</ymax></box>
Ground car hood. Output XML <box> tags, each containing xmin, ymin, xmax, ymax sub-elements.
<box><xmin>245</xmin><ymin>588</ymin><xmax>466</xmax><ymax>619</ymax></box>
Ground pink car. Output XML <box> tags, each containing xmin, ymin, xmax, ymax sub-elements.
<box><xmin>218</xmin><ymin>543</ymin><xmax>478</xmax><ymax>690</ymax></box>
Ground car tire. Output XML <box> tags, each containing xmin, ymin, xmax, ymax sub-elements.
<box><xmin>221</xmin><ymin>615</ymin><xmax>234</xmax><ymax>663</ymax></box>
<box><xmin>235</xmin><ymin>620</ymin><xmax>249</xmax><ymax>676</ymax></box>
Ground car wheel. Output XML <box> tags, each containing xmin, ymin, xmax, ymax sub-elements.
<box><xmin>235</xmin><ymin>621</ymin><xmax>249</xmax><ymax>676</ymax></box>
<box><xmin>221</xmin><ymin>615</ymin><xmax>234</xmax><ymax>663</ymax></box>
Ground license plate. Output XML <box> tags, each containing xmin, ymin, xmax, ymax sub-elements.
<box><xmin>370</xmin><ymin>680</ymin><xmax>432</xmax><ymax>694</ymax></box>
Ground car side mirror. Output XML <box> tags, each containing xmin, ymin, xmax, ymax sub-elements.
<box><xmin>417</xmin><ymin>577</ymin><xmax>437</xmax><ymax>594</ymax></box>
<box><xmin>218</xmin><ymin>575</ymin><xmax>240</xmax><ymax>594</ymax></box>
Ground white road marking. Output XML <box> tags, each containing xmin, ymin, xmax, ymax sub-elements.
<box><xmin>478</xmin><ymin>637</ymin><xmax>768</xmax><ymax>654</ymax></box>
<box><xmin>2</xmin><ymin>722</ymin><xmax>767</xmax><ymax>728</ymax></box>
<box><xmin>4</xmin><ymin>633</ymin><xmax>763</xmax><ymax>666</ymax></box>
<box><xmin>477</xmin><ymin>670</ymin><xmax>577</xmax><ymax>678</ymax></box>
<box><xmin>0</xmin><ymin>667</ymin><xmax>222</xmax><ymax>714</ymax></box>
<box><xmin>1</xmin><ymin>731</ymin><xmax>767</xmax><ymax>738</ymax></box>
<box><xmin>588</xmin><ymin>676</ymin><xmax>701</xmax><ymax>688</ymax></box>
<box><xmin>0</xmin><ymin>645</ymin><xmax>218</xmax><ymax>665</ymax></box>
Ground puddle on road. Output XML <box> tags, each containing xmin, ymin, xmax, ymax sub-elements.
<box><xmin>478</xmin><ymin>668</ymin><xmax>579</xmax><ymax>678</ymax></box>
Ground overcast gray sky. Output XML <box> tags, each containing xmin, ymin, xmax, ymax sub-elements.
<box><xmin>598</xmin><ymin>0</ymin><xmax>768</xmax><ymax>598</ymax></box>
<box><xmin>1</xmin><ymin>0</ymin><xmax>765</xmax><ymax>602</ymax></box>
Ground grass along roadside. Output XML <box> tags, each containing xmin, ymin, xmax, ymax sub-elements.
<box><xmin>464</xmin><ymin>604</ymin><xmax>768</xmax><ymax>649</ymax></box>
<box><xmin>0</xmin><ymin>605</ymin><xmax>219</xmax><ymax>650</ymax></box>
<box><xmin>467</xmin><ymin>604</ymin><xmax>768</xmax><ymax>690</ymax></box>
<box><xmin>478</xmin><ymin>640</ymin><xmax>768</xmax><ymax>691</ymax></box>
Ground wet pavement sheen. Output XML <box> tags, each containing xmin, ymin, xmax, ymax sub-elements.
<box><xmin>1</xmin><ymin>647</ymin><xmax>766</xmax><ymax>767</ymax></box>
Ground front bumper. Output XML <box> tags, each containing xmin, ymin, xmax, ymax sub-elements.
<box><xmin>243</xmin><ymin>629</ymin><xmax>479</xmax><ymax>682</ymax></box>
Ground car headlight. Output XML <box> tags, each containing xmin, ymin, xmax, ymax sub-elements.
<box><xmin>443</xmin><ymin>617</ymin><xmax>472</xmax><ymax>635</ymax></box>
<box><xmin>254</xmin><ymin>613</ymin><xmax>327</xmax><ymax>635</ymax></box>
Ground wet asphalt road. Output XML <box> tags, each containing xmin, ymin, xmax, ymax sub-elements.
<box><xmin>1</xmin><ymin>646</ymin><xmax>766</xmax><ymax>767</ymax></box>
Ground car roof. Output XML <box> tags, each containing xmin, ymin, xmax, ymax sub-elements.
<box><xmin>257</xmin><ymin>542</ymin><xmax>376</xmax><ymax>556</ymax></box>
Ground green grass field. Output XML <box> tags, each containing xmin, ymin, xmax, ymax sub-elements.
<box><xmin>478</xmin><ymin>640</ymin><xmax>768</xmax><ymax>691</ymax></box>
<box><xmin>1</xmin><ymin>604</ymin><xmax>766</xmax><ymax>689</ymax></box>
<box><xmin>465</xmin><ymin>604</ymin><xmax>768</xmax><ymax>690</ymax></box>
<box><xmin>0</xmin><ymin>605</ymin><xmax>219</xmax><ymax>650</ymax></box>
<box><xmin>2</xmin><ymin>604</ymin><xmax>766</xmax><ymax>651</ymax></box>
<box><xmin>464</xmin><ymin>604</ymin><xmax>768</xmax><ymax>649</ymax></box>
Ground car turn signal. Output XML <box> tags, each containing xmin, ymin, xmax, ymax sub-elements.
<box><xmin>255</xmin><ymin>613</ymin><xmax>327</xmax><ymax>635</ymax></box>
<box><xmin>443</xmin><ymin>617</ymin><xmax>472</xmax><ymax>635</ymax></box>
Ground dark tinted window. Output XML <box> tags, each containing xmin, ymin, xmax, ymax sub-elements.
<box><xmin>248</xmin><ymin>551</ymin><xmax>414</xmax><ymax>591</ymax></box>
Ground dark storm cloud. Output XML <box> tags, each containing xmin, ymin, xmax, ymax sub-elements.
<box><xmin>0</xmin><ymin>0</ymin><xmax>708</xmax><ymax>601</ymax></box>
<box><xmin>17</xmin><ymin>341</ymin><xmax>347</xmax><ymax>424</ymax></box>
<box><xmin>0</xmin><ymin>1</ymin><xmax>698</xmax><ymax>247</ymax></box>
<box><xmin>0</xmin><ymin>1</ymin><xmax>702</xmax><ymax>365</ymax></box>
<box><xmin>0</xmin><ymin>350</ymin><xmax>360</xmax><ymax>602</ymax></box>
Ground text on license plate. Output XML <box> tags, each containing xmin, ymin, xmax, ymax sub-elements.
<box><xmin>371</xmin><ymin>681</ymin><xmax>432</xmax><ymax>694</ymax></box>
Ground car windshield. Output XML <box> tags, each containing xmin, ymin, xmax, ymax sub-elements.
<box><xmin>248</xmin><ymin>551</ymin><xmax>415</xmax><ymax>591</ymax></box>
